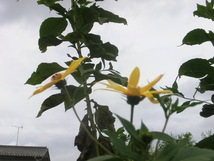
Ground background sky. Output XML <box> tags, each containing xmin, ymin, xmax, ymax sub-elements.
<box><xmin>1</xmin><ymin>0</ymin><xmax>214</xmax><ymax>161</ymax></box>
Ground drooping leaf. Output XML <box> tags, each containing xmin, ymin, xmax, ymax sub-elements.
<box><xmin>36</xmin><ymin>93</ymin><xmax>65</xmax><ymax>117</ymax></box>
<box><xmin>39</xmin><ymin>36</ymin><xmax>62</xmax><ymax>52</ymax></box>
<box><xmin>178</xmin><ymin>58</ymin><xmax>213</xmax><ymax>78</ymax></box>
<box><xmin>25</xmin><ymin>62</ymin><xmax>65</xmax><ymax>85</ymax></box>
<box><xmin>75</xmin><ymin>114</ymin><xmax>95</xmax><ymax>161</ymax></box>
<box><xmin>182</xmin><ymin>29</ymin><xmax>214</xmax><ymax>46</ymax></box>
<box><xmin>40</xmin><ymin>17</ymin><xmax>67</xmax><ymax>37</ymax></box>
<box><xmin>93</xmin><ymin>100</ymin><xmax>115</xmax><ymax>131</ymax></box>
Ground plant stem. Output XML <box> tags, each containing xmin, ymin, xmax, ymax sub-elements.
<box><xmin>154</xmin><ymin>115</ymin><xmax>170</xmax><ymax>154</ymax></box>
<box><xmin>130</xmin><ymin>105</ymin><xmax>135</xmax><ymax>124</ymax></box>
<box><xmin>69</xmin><ymin>0</ymin><xmax>99</xmax><ymax>156</ymax></box>
<box><xmin>63</xmin><ymin>86</ymin><xmax>114</xmax><ymax>156</ymax></box>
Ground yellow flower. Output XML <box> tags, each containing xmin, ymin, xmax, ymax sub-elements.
<box><xmin>98</xmin><ymin>67</ymin><xmax>171</xmax><ymax>104</ymax></box>
<box><xmin>30</xmin><ymin>57</ymin><xmax>86</xmax><ymax>98</ymax></box>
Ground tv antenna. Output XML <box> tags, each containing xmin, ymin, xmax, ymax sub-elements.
<box><xmin>12</xmin><ymin>125</ymin><xmax>23</xmax><ymax>146</ymax></box>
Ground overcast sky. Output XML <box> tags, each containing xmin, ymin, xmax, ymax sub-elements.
<box><xmin>1</xmin><ymin>0</ymin><xmax>214</xmax><ymax>161</ymax></box>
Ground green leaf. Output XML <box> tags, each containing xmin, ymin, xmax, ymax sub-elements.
<box><xmin>37</xmin><ymin>93</ymin><xmax>65</xmax><ymax>117</ymax></box>
<box><xmin>151</xmin><ymin>131</ymin><xmax>175</xmax><ymax>143</ymax></box>
<box><xmin>62</xmin><ymin>85</ymin><xmax>91</xmax><ymax>111</ymax></box>
<box><xmin>64</xmin><ymin>32</ymin><xmax>82</xmax><ymax>44</ymax></box>
<box><xmin>93</xmin><ymin>70</ymin><xmax>128</xmax><ymax>86</ymax></box>
<box><xmin>200</xmin><ymin>75</ymin><xmax>214</xmax><ymax>92</ymax></box>
<box><xmin>88</xmin><ymin>42</ymin><xmax>118</xmax><ymax>61</ymax></box>
<box><xmin>182</xmin><ymin>29</ymin><xmax>214</xmax><ymax>46</ymax></box>
<box><xmin>153</xmin><ymin>143</ymin><xmax>214</xmax><ymax>161</ymax></box>
<box><xmin>178</xmin><ymin>58</ymin><xmax>212</xmax><ymax>78</ymax></box>
<box><xmin>196</xmin><ymin>134</ymin><xmax>214</xmax><ymax>150</ymax></box>
<box><xmin>194</xmin><ymin>1</ymin><xmax>214</xmax><ymax>21</ymax></box>
<box><xmin>116</xmin><ymin>115</ymin><xmax>142</xmax><ymax>143</ymax></box>
<box><xmin>37</xmin><ymin>0</ymin><xmax>61</xmax><ymax>6</ymax></box>
<box><xmin>176</xmin><ymin>101</ymin><xmax>203</xmax><ymax>113</ymax></box>
<box><xmin>48</xmin><ymin>3</ymin><xmax>67</xmax><ymax>15</ymax></box>
<box><xmin>92</xmin><ymin>5</ymin><xmax>127</xmax><ymax>25</ymax></box>
<box><xmin>25</xmin><ymin>62</ymin><xmax>65</xmax><ymax>85</ymax></box>
<box><xmin>40</xmin><ymin>17</ymin><xmax>67</xmax><ymax>37</ymax></box>
<box><xmin>104</xmin><ymin>130</ymin><xmax>143</xmax><ymax>161</ymax></box>
<box><xmin>39</xmin><ymin>36</ymin><xmax>62</xmax><ymax>52</ymax></box>
<box><xmin>200</xmin><ymin>104</ymin><xmax>214</xmax><ymax>118</ymax></box>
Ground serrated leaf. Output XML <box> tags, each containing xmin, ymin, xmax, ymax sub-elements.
<box><xmin>37</xmin><ymin>93</ymin><xmax>65</xmax><ymax>117</ymax></box>
<box><xmin>26</xmin><ymin>62</ymin><xmax>65</xmax><ymax>85</ymax></box>
<box><xmin>39</xmin><ymin>36</ymin><xmax>62</xmax><ymax>52</ymax></box>
<box><xmin>194</xmin><ymin>2</ymin><xmax>214</xmax><ymax>21</ymax></box>
<box><xmin>40</xmin><ymin>17</ymin><xmax>67</xmax><ymax>37</ymax></box>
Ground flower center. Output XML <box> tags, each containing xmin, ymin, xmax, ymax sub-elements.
<box><xmin>127</xmin><ymin>95</ymin><xmax>144</xmax><ymax>105</ymax></box>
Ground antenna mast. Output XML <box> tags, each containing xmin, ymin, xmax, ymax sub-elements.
<box><xmin>12</xmin><ymin>125</ymin><xmax>23</xmax><ymax>146</ymax></box>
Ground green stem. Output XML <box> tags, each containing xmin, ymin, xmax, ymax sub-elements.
<box><xmin>63</xmin><ymin>86</ymin><xmax>114</xmax><ymax>156</ymax></box>
<box><xmin>130</xmin><ymin>105</ymin><xmax>135</xmax><ymax>124</ymax></box>
<box><xmin>154</xmin><ymin>115</ymin><xmax>170</xmax><ymax>154</ymax></box>
<box><xmin>69</xmin><ymin>0</ymin><xmax>99</xmax><ymax>155</ymax></box>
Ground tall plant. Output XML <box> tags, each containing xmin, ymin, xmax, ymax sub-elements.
<box><xmin>26</xmin><ymin>0</ymin><xmax>214</xmax><ymax>161</ymax></box>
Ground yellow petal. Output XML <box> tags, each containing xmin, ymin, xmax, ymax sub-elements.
<box><xmin>61</xmin><ymin>57</ymin><xmax>86</xmax><ymax>79</ymax></box>
<box><xmin>140</xmin><ymin>74</ymin><xmax>163</xmax><ymax>93</ymax></box>
<box><xmin>128</xmin><ymin>67</ymin><xmax>140</xmax><ymax>89</ymax></box>
<box><xmin>143</xmin><ymin>92</ymin><xmax>159</xmax><ymax>103</ymax></box>
<box><xmin>107</xmin><ymin>80</ymin><xmax>128</xmax><ymax>94</ymax></box>
<box><xmin>29</xmin><ymin>80</ymin><xmax>58</xmax><ymax>98</ymax></box>
<box><xmin>148</xmin><ymin>90</ymin><xmax>171</xmax><ymax>94</ymax></box>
